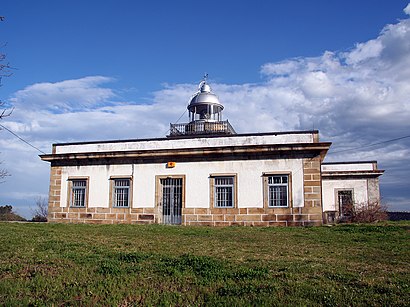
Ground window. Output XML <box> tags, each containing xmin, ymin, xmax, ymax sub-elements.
<box><xmin>113</xmin><ymin>178</ymin><xmax>130</xmax><ymax>207</ymax></box>
<box><xmin>267</xmin><ymin>175</ymin><xmax>289</xmax><ymax>207</ymax></box>
<box><xmin>70</xmin><ymin>179</ymin><xmax>87</xmax><ymax>207</ymax></box>
<box><xmin>212</xmin><ymin>176</ymin><xmax>236</xmax><ymax>208</ymax></box>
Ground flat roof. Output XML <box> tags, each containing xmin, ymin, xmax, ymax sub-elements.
<box><xmin>52</xmin><ymin>130</ymin><xmax>320</xmax><ymax>146</ymax></box>
<box><xmin>322</xmin><ymin>161</ymin><xmax>377</xmax><ymax>165</ymax></box>
<box><xmin>49</xmin><ymin>130</ymin><xmax>323</xmax><ymax>155</ymax></box>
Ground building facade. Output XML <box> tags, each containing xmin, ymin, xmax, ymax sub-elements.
<box><xmin>40</xmin><ymin>79</ymin><xmax>383</xmax><ymax>226</ymax></box>
<box><xmin>322</xmin><ymin>161</ymin><xmax>383</xmax><ymax>222</ymax></box>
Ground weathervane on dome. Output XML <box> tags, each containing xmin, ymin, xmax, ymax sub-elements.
<box><xmin>198</xmin><ymin>73</ymin><xmax>209</xmax><ymax>91</ymax></box>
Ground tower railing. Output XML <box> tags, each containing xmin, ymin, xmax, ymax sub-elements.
<box><xmin>169</xmin><ymin>120</ymin><xmax>236</xmax><ymax>137</ymax></box>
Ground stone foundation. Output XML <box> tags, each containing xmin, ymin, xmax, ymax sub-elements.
<box><xmin>49</xmin><ymin>207</ymin><xmax>156</xmax><ymax>224</ymax></box>
<box><xmin>182</xmin><ymin>207</ymin><xmax>322</xmax><ymax>226</ymax></box>
<box><xmin>48</xmin><ymin>206</ymin><xmax>322</xmax><ymax>226</ymax></box>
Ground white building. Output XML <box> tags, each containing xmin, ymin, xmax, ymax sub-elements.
<box><xmin>41</xmin><ymin>79</ymin><xmax>383</xmax><ymax>226</ymax></box>
<box><xmin>322</xmin><ymin>161</ymin><xmax>383</xmax><ymax>222</ymax></box>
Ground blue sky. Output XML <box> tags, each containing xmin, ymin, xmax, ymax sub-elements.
<box><xmin>3</xmin><ymin>0</ymin><xmax>409</xmax><ymax>98</ymax></box>
<box><xmin>1</xmin><ymin>1</ymin><xmax>410</xmax><ymax>217</ymax></box>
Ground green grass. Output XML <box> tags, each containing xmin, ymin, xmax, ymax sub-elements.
<box><xmin>0</xmin><ymin>222</ymin><xmax>409</xmax><ymax>306</ymax></box>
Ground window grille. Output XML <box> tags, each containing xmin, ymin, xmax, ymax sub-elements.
<box><xmin>268</xmin><ymin>175</ymin><xmax>288</xmax><ymax>207</ymax></box>
<box><xmin>113</xmin><ymin>179</ymin><xmax>130</xmax><ymax>207</ymax></box>
<box><xmin>71</xmin><ymin>180</ymin><xmax>87</xmax><ymax>207</ymax></box>
<box><xmin>214</xmin><ymin>176</ymin><xmax>234</xmax><ymax>208</ymax></box>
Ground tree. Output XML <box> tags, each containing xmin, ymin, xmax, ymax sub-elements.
<box><xmin>31</xmin><ymin>197</ymin><xmax>48</xmax><ymax>222</ymax></box>
<box><xmin>0</xmin><ymin>167</ymin><xmax>9</xmax><ymax>182</ymax></box>
<box><xmin>0</xmin><ymin>17</ymin><xmax>12</xmax><ymax>118</ymax></box>
<box><xmin>0</xmin><ymin>205</ymin><xmax>26</xmax><ymax>221</ymax></box>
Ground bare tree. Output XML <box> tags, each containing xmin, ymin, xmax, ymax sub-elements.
<box><xmin>32</xmin><ymin>197</ymin><xmax>48</xmax><ymax>222</ymax></box>
<box><xmin>0</xmin><ymin>50</ymin><xmax>13</xmax><ymax>119</ymax></box>
<box><xmin>0</xmin><ymin>166</ymin><xmax>9</xmax><ymax>182</ymax></box>
<box><xmin>0</xmin><ymin>17</ymin><xmax>13</xmax><ymax>116</ymax></box>
<box><xmin>0</xmin><ymin>16</ymin><xmax>13</xmax><ymax>180</ymax></box>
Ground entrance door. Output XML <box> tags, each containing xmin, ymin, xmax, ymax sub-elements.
<box><xmin>160</xmin><ymin>178</ymin><xmax>183</xmax><ymax>225</ymax></box>
<box><xmin>338</xmin><ymin>190</ymin><xmax>353</xmax><ymax>219</ymax></box>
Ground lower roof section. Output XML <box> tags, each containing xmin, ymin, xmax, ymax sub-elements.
<box><xmin>322</xmin><ymin>161</ymin><xmax>384</xmax><ymax>179</ymax></box>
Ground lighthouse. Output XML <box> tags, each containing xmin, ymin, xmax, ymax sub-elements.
<box><xmin>169</xmin><ymin>76</ymin><xmax>236</xmax><ymax>137</ymax></box>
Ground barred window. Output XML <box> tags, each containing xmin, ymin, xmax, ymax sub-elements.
<box><xmin>113</xmin><ymin>179</ymin><xmax>130</xmax><ymax>207</ymax></box>
<box><xmin>268</xmin><ymin>175</ymin><xmax>289</xmax><ymax>207</ymax></box>
<box><xmin>71</xmin><ymin>180</ymin><xmax>87</xmax><ymax>207</ymax></box>
<box><xmin>214</xmin><ymin>176</ymin><xmax>234</xmax><ymax>208</ymax></box>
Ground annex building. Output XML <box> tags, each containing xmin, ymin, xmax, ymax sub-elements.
<box><xmin>41</xmin><ymin>79</ymin><xmax>383</xmax><ymax>226</ymax></box>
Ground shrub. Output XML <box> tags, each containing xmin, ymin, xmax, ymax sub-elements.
<box><xmin>342</xmin><ymin>200</ymin><xmax>388</xmax><ymax>223</ymax></box>
<box><xmin>31</xmin><ymin>215</ymin><xmax>48</xmax><ymax>222</ymax></box>
<box><xmin>354</xmin><ymin>201</ymin><xmax>388</xmax><ymax>223</ymax></box>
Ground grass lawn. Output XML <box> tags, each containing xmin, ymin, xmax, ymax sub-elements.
<box><xmin>0</xmin><ymin>222</ymin><xmax>409</xmax><ymax>306</ymax></box>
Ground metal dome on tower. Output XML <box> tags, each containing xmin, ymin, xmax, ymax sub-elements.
<box><xmin>169</xmin><ymin>75</ymin><xmax>236</xmax><ymax>137</ymax></box>
<box><xmin>188</xmin><ymin>74</ymin><xmax>224</xmax><ymax>122</ymax></box>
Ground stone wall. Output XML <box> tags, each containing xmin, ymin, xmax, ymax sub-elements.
<box><xmin>303</xmin><ymin>157</ymin><xmax>322</xmax><ymax>209</ymax></box>
<box><xmin>301</xmin><ymin>157</ymin><xmax>324</xmax><ymax>221</ymax></box>
<box><xmin>47</xmin><ymin>166</ymin><xmax>62</xmax><ymax>221</ymax></box>
<box><xmin>367</xmin><ymin>177</ymin><xmax>381</xmax><ymax>204</ymax></box>
<box><xmin>183</xmin><ymin>207</ymin><xmax>322</xmax><ymax>226</ymax></box>
<box><xmin>49</xmin><ymin>207</ymin><xmax>156</xmax><ymax>224</ymax></box>
<box><xmin>48</xmin><ymin>206</ymin><xmax>322</xmax><ymax>226</ymax></box>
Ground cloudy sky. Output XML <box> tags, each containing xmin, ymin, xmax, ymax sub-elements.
<box><xmin>1</xmin><ymin>1</ymin><xmax>410</xmax><ymax>218</ymax></box>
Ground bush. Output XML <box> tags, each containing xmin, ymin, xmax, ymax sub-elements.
<box><xmin>31</xmin><ymin>215</ymin><xmax>48</xmax><ymax>222</ymax></box>
<box><xmin>342</xmin><ymin>201</ymin><xmax>388</xmax><ymax>223</ymax></box>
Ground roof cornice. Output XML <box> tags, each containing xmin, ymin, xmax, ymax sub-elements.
<box><xmin>40</xmin><ymin>142</ymin><xmax>331</xmax><ymax>166</ymax></box>
<box><xmin>322</xmin><ymin>170</ymin><xmax>385</xmax><ymax>179</ymax></box>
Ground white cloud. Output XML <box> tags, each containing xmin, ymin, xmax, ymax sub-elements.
<box><xmin>2</xmin><ymin>8</ymin><xmax>410</xmax><ymax>216</ymax></box>
<box><xmin>9</xmin><ymin>76</ymin><xmax>116</xmax><ymax>113</ymax></box>
<box><xmin>346</xmin><ymin>39</ymin><xmax>384</xmax><ymax>65</ymax></box>
<box><xmin>260</xmin><ymin>60</ymin><xmax>302</xmax><ymax>76</ymax></box>
<box><xmin>404</xmin><ymin>3</ymin><xmax>410</xmax><ymax>15</ymax></box>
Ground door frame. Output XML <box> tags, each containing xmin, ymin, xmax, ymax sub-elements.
<box><xmin>155</xmin><ymin>175</ymin><xmax>186</xmax><ymax>225</ymax></box>
<box><xmin>335</xmin><ymin>189</ymin><xmax>354</xmax><ymax>220</ymax></box>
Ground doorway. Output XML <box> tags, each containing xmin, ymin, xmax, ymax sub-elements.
<box><xmin>160</xmin><ymin>177</ymin><xmax>183</xmax><ymax>225</ymax></box>
<box><xmin>338</xmin><ymin>190</ymin><xmax>353</xmax><ymax>220</ymax></box>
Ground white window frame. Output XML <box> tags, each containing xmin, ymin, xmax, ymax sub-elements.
<box><xmin>112</xmin><ymin>178</ymin><xmax>131</xmax><ymax>208</ymax></box>
<box><xmin>69</xmin><ymin>178</ymin><xmax>88</xmax><ymax>208</ymax></box>
<box><xmin>267</xmin><ymin>174</ymin><xmax>289</xmax><ymax>208</ymax></box>
<box><xmin>211</xmin><ymin>175</ymin><xmax>237</xmax><ymax>208</ymax></box>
